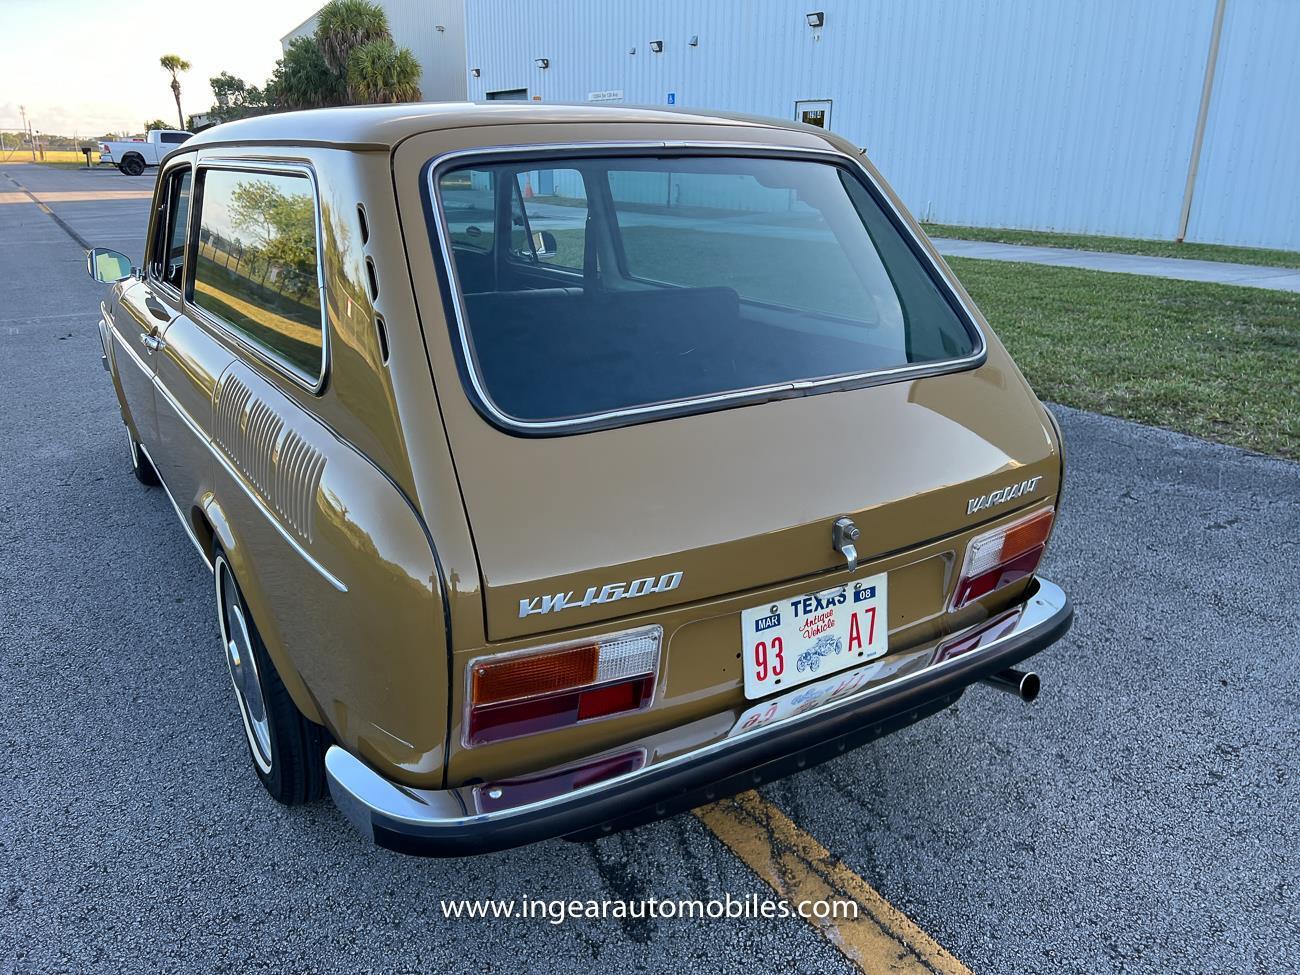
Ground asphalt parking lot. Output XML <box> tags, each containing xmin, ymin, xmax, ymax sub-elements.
<box><xmin>2</xmin><ymin>164</ymin><xmax>1298</xmax><ymax>975</ymax></box>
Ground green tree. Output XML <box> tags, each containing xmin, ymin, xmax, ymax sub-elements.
<box><xmin>267</xmin><ymin>37</ymin><xmax>342</xmax><ymax>109</ymax></box>
<box><xmin>159</xmin><ymin>54</ymin><xmax>192</xmax><ymax>130</ymax></box>
<box><xmin>207</xmin><ymin>72</ymin><xmax>267</xmax><ymax>124</ymax></box>
<box><xmin>228</xmin><ymin>179</ymin><xmax>317</xmax><ymax>299</ymax></box>
<box><xmin>347</xmin><ymin>39</ymin><xmax>422</xmax><ymax>104</ymax></box>
<box><xmin>143</xmin><ymin>118</ymin><xmax>171</xmax><ymax>132</ymax></box>
<box><xmin>315</xmin><ymin>0</ymin><xmax>391</xmax><ymax>75</ymax></box>
<box><xmin>264</xmin><ymin>0</ymin><xmax>423</xmax><ymax>111</ymax></box>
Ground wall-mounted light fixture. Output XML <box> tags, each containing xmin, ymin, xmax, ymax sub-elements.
<box><xmin>628</xmin><ymin>46</ymin><xmax>636</xmax><ymax>55</ymax></box>
<box><xmin>435</xmin><ymin>24</ymin><xmax>445</xmax><ymax>32</ymax></box>
<box><xmin>471</xmin><ymin>67</ymin><xmax>481</xmax><ymax>77</ymax></box>
<box><xmin>535</xmin><ymin>58</ymin><xmax>549</xmax><ymax>69</ymax></box>
<box><xmin>649</xmin><ymin>40</ymin><xmax>664</xmax><ymax>53</ymax></box>
<box><xmin>806</xmin><ymin>11</ymin><xmax>824</xmax><ymax>27</ymax></box>
<box><xmin>688</xmin><ymin>35</ymin><xmax>699</xmax><ymax>47</ymax></box>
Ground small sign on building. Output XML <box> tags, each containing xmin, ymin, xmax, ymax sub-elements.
<box><xmin>587</xmin><ymin>90</ymin><xmax>624</xmax><ymax>103</ymax></box>
<box><xmin>666</xmin><ymin>92</ymin><xmax>677</xmax><ymax>105</ymax></box>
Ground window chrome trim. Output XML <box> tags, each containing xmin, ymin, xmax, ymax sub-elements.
<box><xmin>425</xmin><ymin>141</ymin><xmax>988</xmax><ymax>435</ymax></box>
<box><xmin>186</xmin><ymin>159</ymin><xmax>331</xmax><ymax>395</ymax></box>
<box><xmin>146</xmin><ymin>156</ymin><xmax>196</xmax><ymax>304</ymax></box>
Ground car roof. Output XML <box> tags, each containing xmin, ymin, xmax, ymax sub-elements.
<box><xmin>183</xmin><ymin>101</ymin><xmax>842</xmax><ymax>153</ymax></box>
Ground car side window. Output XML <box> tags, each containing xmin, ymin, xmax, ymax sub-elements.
<box><xmin>191</xmin><ymin>167</ymin><xmax>324</xmax><ymax>383</ymax></box>
<box><xmin>150</xmin><ymin>167</ymin><xmax>191</xmax><ymax>293</ymax></box>
<box><xmin>160</xmin><ymin>132</ymin><xmax>190</xmax><ymax>145</ymax></box>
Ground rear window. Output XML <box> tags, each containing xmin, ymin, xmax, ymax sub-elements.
<box><xmin>191</xmin><ymin>168</ymin><xmax>323</xmax><ymax>382</ymax></box>
<box><xmin>435</xmin><ymin>154</ymin><xmax>979</xmax><ymax>427</ymax></box>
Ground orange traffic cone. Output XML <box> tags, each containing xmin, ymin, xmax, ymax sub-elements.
<box><xmin>523</xmin><ymin>175</ymin><xmax>534</xmax><ymax>199</ymax></box>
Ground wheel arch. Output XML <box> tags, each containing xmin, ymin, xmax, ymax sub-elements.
<box><xmin>203</xmin><ymin>494</ymin><xmax>325</xmax><ymax>726</ymax></box>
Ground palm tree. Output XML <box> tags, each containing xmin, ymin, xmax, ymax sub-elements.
<box><xmin>159</xmin><ymin>54</ymin><xmax>191</xmax><ymax>130</ymax></box>
<box><xmin>346</xmin><ymin>39</ymin><xmax>422</xmax><ymax>104</ymax></box>
<box><xmin>314</xmin><ymin>0</ymin><xmax>391</xmax><ymax>76</ymax></box>
<box><xmin>267</xmin><ymin>37</ymin><xmax>343</xmax><ymax>109</ymax></box>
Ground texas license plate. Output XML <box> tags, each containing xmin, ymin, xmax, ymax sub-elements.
<box><xmin>740</xmin><ymin>574</ymin><xmax>888</xmax><ymax>700</ymax></box>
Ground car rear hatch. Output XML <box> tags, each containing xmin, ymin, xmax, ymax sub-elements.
<box><xmin>415</xmin><ymin>141</ymin><xmax>1062</xmax><ymax>644</ymax></box>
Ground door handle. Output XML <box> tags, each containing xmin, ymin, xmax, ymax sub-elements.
<box><xmin>140</xmin><ymin>333</ymin><xmax>166</xmax><ymax>353</ymax></box>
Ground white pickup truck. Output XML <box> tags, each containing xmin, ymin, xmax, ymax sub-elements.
<box><xmin>99</xmin><ymin>129</ymin><xmax>192</xmax><ymax>175</ymax></box>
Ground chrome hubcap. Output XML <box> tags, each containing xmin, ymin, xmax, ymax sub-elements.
<box><xmin>217</xmin><ymin>561</ymin><xmax>272</xmax><ymax>772</ymax></box>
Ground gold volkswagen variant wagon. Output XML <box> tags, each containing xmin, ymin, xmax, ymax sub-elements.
<box><xmin>87</xmin><ymin>104</ymin><xmax>1072</xmax><ymax>855</ymax></box>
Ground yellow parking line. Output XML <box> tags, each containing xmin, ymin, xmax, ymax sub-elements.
<box><xmin>695</xmin><ymin>791</ymin><xmax>972</xmax><ymax>975</ymax></box>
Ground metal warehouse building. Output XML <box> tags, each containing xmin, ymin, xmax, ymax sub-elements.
<box><xmin>463</xmin><ymin>0</ymin><xmax>1300</xmax><ymax>251</ymax></box>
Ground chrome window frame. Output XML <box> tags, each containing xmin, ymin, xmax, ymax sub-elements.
<box><xmin>186</xmin><ymin>158</ymin><xmax>331</xmax><ymax>395</ymax></box>
<box><xmin>145</xmin><ymin>156</ymin><xmax>195</xmax><ymax>305</ymax></box>
<box><xmin>425</xmin><ymin>141</ymin><xmax>988</xmax><ymax>436</ymax></box>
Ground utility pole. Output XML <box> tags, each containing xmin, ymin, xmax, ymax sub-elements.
<box><xmin>20</xmin><ymin>105</ymin><xmax>37</xmax><ymax>161</ymax></box>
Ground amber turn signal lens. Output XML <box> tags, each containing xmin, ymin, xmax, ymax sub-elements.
<box><xmin>471</xmin><ymin>644</ymin><xmax>599</xmax><ymax>707</ymax></box>
<box><xmin>1001</xmin><ymin>508</ymin><xmax>1054</xmax><ymax>560</ymax></box>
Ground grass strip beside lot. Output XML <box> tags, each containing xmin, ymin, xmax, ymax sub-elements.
<box><xmin>923</xmin><ymin>223</ymin><xmax>1300</xmax><ymax>270</ymax></box>
<box><xmin>949</xmin><ymin>257</ymin><xmax>1300</xmax><ymax>460</ymax></box>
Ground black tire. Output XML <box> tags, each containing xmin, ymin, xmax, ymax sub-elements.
<box><xmin>214</xmin><ymin>551</ymin><xmax>328</xmax><ymax>805</ymax></box>
<box><xmin>126</xmin><ymin>427</ymin><xmax>161</xmax><ymax>485</ymax></box>
<box><xmin>119</xmin><ymin>155</ymin><xmax>145</xmax><ymax>176</ymax></box>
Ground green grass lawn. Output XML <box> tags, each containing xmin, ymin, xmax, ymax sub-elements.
<box><xmin>924</xmin><ymin>223</ymin><xmax>1300</xmax><ymax>271</ymax></box>
<box><xmin>949</xmin><ymin>257</ymin><xmax>1300</xmax><ymax>460</ymax></box>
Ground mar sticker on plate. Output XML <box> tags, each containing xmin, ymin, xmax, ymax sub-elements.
<box><xmin>740</xmin><ymin>573</ymin><xmax>888</xmax><ymax>700</ymax></box>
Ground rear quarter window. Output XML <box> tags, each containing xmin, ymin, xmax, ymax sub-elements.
<box><xmin>191</xmin><ymin>168</ymin><xmax>324</xmax><ymax>383</ymax></box>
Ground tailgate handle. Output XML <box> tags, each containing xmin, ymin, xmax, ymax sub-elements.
<box><xmin>832</xmin><ymin>517</ymin><xmax>861</xmax><ymax>572</ymax></box>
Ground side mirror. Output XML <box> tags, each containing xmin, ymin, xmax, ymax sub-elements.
<box><xmin>533</xmin><ymin>230</ymin><xmax>558</xmax><ymax>258</ymax></box>
<box><xmin>86</xmin><ymin>247</ymin><xmax>134</xmax><ymax>283</ymax></box>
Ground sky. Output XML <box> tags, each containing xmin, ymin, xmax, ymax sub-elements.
<box><xmin>0</xmin><ymin>0</ymin><xmax>321</xmax><ymax>137</ymax></box>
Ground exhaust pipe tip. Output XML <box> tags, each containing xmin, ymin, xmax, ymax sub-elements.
<box><xmin>983</xmin><ymin>667</ymin><xmax>1040</xmax><ymax>703</ymax></box>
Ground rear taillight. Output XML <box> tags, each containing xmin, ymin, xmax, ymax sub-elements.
<box><xmin>465</xmin><ymin>625</ymin><xmax>662</xmax><ymax>746</ymax></box>
<box><xmin>951</xmin><ymin>506</ymin><xmax>1054</xmax><ymax>610</ymax></box>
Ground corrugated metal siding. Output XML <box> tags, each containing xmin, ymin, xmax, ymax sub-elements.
<box><xmin>1185</xmin><ymin>0</ymin><xmax>1300</xmax><ymax>249</ymax></box>
<box><xmin>465</xmin><ymin>0</ymin><xmax>1299</xmax><ymax>249</ymax></box>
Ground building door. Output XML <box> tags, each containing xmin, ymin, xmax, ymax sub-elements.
<box><xmin>487</xmin><ymin>88</ymin><xmax>528</xmax><ymax>100</ymax></box>
<box><xmin>795</xmin><ymin>100</ymin><xmax>832</xmax><ymax>129</ymax></box>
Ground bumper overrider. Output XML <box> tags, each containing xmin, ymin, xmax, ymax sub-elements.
<box><xmin>327</xmin><ymin>577</ymin><xmax>1072</xmax><ymax>856</ymax></box>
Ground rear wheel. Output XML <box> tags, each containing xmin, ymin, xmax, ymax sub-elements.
<box><xmin>214</xmin><ymin>552</ymin><xmax>327</xmax><ymax>804</ymax></box>
<box><xmin>119</xmin><ymin>155</ymin><xmax>145</xmax><ymax>176</ymax></box>
<box><xmin>126</xmin><ymin>427</ymin><xmax>160</xmax><ymax>485</ymax></box>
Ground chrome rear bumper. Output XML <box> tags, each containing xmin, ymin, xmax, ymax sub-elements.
<box><xmin>327</xmin><ymin>577</ymin><xmax>1072</xmax><ymax>856</ymax></box>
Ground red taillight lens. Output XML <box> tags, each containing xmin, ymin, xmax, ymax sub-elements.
<box><xmin>952</xmin><ymin>507</ymin><xmax>1054</xmax><ymax>610</ymax></box>
<box><xmin>465</xmin><ymin>626</ymin><xmax>661</xmax><ymax>746</ymax></box>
